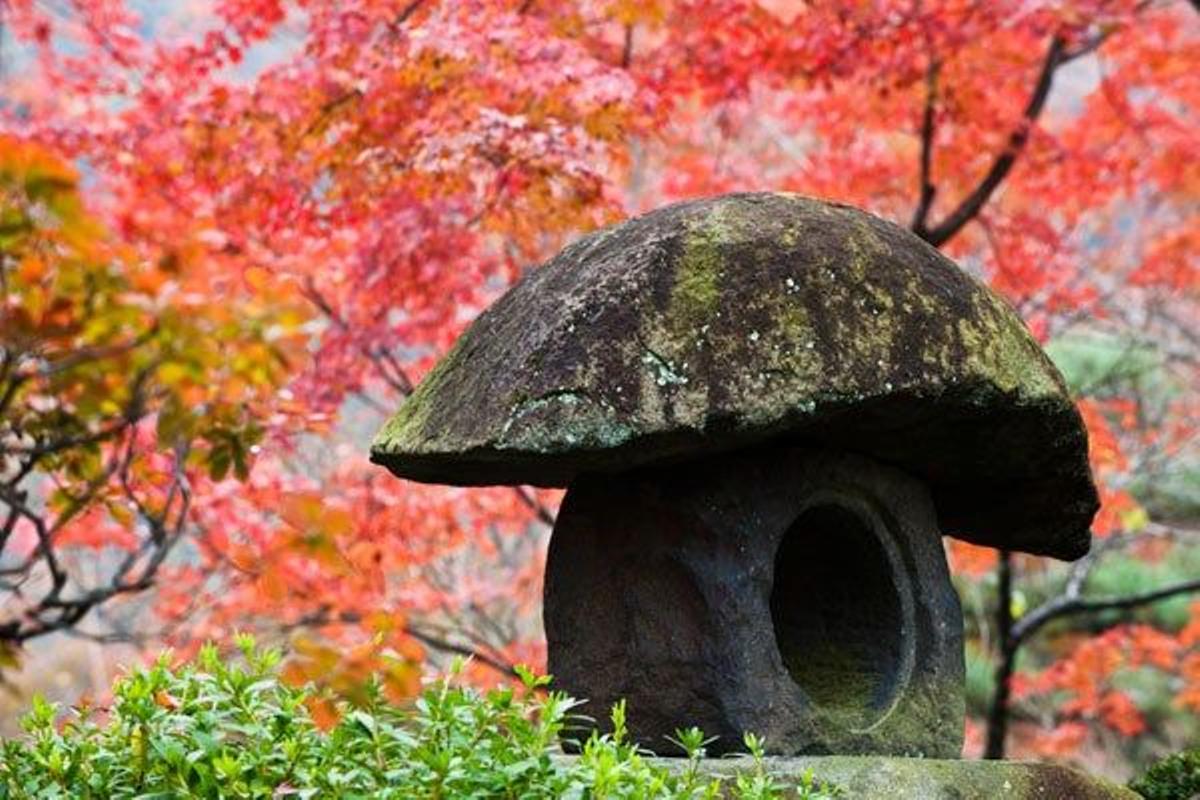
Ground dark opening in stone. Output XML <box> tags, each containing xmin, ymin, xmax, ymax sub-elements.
<box><xmin>770</xmin><ymin>504</ymin><xmax>905</xmax><ymax>725</ymax></box>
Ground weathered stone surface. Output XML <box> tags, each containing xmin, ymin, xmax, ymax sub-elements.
<box><xmin>372</xmin><ymin>193</ymin><xmax>1097</xmax><ymax>559</ymax></box>
<box><xmin>603</xmin><ymin>755</ymin><xmax>1141</xmax><ymax>799</ymax></box>
<box><xmin>545</xmin><ymin>448</ymin><xmax>964</xmax><ymax>757</ymax></box>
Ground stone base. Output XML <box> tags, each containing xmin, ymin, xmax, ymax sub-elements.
<box><xmin>586</xmin><ymin>756</ymin><xmax>1139</xmax><ymax>799</ymax></box>
<box><xmin>545</xmin><ymin>447</ymin><xmax>964</xmax><ymax>757</ymax></box>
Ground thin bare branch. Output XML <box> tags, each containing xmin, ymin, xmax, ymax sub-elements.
<box><xmin>279</xmin><ymin>609</ymin><xmax>520</xmax><ymax>680</ymax></box>
<box><xmin>394</xmin><ymin>0</ymin><xmax>425</xmax><ymax>28</ymax></box>
<box><xmin>301</xmin><ymin>279</ymin><xmax>415</xmax><ymax>396</ymax></box>
<box><xmin>1012</xmin><ymin>577</ymin><xmax>1200</xmax><ymax>645</ymax></box>
<box><xmin>513</xmin><ymin>486</ymin><xmax>556</xmax><ymax>527</ymax></box>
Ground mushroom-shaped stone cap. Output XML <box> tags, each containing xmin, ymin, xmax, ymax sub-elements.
<box><xmin>371</xmin><ymin>193</ymin><xmax>1098</xmax><ymax>560</ymax></box>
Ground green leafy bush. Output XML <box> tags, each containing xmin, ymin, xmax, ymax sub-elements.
<box><xmin>0</xmin><ymin>636</ymin><xmax>840</xmax><ymax>799</ymax></box>
<box><xmin>1129</xmin><ymin>747</ymin><xmax>1200</xmax><ymax>800</ymax></box>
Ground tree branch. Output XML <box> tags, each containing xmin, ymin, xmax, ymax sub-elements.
<box><xmin>1012</xmin><ymin>576</ymin><xmax>1200</xmax><ymax>645</ymax></box>
<box><xmin>513</xmin><ymin>485</ymin><xmax>556</xmax><ymax>527</ymax></box>
<box><xmin>985</xmin><ymin>550</ymin><xmax>1015</xmax><ymax>759</ymax></box>
<box><xmin>910</xmin><ymin>57</ymin><xmax>940</xmax><ymax>232</ymax></box>
<box><xmin>984</xmin><ymin>539</ymin><xmax>1200</xmax><ymax>759</ymax></box>
<box><xmin>0</xmin><ymin>433</ymin><xmax>191</xmax><ymax>646</ymax></box>
<box><xmin>280</xmin><ymin>609</ymin><xmax>521</xmax><ymax>681</ymax></box>
<box><xmin>394</xmin><ymin>0</ymin><xmax>425</xmax><ymax>28</ymax></box>
<box><xmin>300</xmin><ymin>279</ymin><xmax>414</xmax><ymax>396</ymax></box>
<box><xmin>405</xmin><ymin>625</ymin><xmax>519</xmax><ymax>679</ymax></box>
<box><xmin>915</xmin><ymin>36</ymin><xmax>1065</xmax><ymax>247</ymax></box>
<box><xmin>0</xmin><ymin>417</ymin><xmax>133</xmax><ymax>459</ymax></box>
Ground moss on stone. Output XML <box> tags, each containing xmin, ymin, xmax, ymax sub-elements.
<box><xmin>668</xmin><ymin>208</ymin><xmax>729</xmax><ymax>331</ymax></box>
<box><xmin>370</xmin><ymin>337</ymin><xmax>464</xmax><ymax>454</ymax></box>
<box><xmin>369</xmin><ymin>192</ymin><xmax>1097</xmax><ymax>559</ymax></box>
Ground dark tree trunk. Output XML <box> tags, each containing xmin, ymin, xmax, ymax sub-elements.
<box><xmin>984</xmin><ymin>550</ymin><xmax>1016</xmax><ymax>759</ymax></box>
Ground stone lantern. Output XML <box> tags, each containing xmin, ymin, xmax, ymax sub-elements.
<box><xmin>370</xmin><ymin>193</ymin><xmax>1099</xmax><ymax>758</ymax></box>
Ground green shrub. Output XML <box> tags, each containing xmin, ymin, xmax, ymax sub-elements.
<box><xmin>0</xmin><ymin>636</ymin><xmax>840</xmax><ymax>799</ymax></box>
<box><xmin>1129</xmin><ymin>747</ymin><xmax>1200</xmax><ymax>800</ymax></box>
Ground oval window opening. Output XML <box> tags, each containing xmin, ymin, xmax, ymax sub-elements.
<box><xmin>770</xmin><ymin>504</ymin><xmax>904</xmax><ymax>725</ymax></box>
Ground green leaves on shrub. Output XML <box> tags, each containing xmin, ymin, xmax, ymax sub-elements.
<box><xmin>0</xmin><ymin>637</ymin><xmax>841</xmax><ymax>799</ymax></box>
<box><xmin>1129</xmin><ymin>747</ymin><xmax>1200</xmax><ymax>800</ymax></box>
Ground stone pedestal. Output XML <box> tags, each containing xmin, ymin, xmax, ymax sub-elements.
<box><xmin>625</xmin><ymin>756</ymin><xmax>1139</xmax><ymax>799</ymax></box>
<box><xmin>544</xmin><ymin>447</ymin><xmax>964</xmax><ymax>757</ymax></box>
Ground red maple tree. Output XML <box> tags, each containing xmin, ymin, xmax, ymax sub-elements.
<box><xmin>1</xmin><ymin>0</ymin><xmax>1197</xmax><ymax>762</ymax></box>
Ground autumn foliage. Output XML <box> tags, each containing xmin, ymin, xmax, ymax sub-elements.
<box><xmin>1</xmin><ymin>0</ymin><xmax>1197</xmax><ymax>768</ymax></box>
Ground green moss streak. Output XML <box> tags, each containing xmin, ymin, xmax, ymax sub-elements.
<box><xmin>667</xmin><ymin>210</ymin><xmax>729</xmax><ymax>332</ymax></box>
<box><xmin>958</xmin><ymin>294</ymin><xmax>1062</xmax><ymax>399</ymax></box>
<box><xmin>371</xmin><ymin>340</ymin><xmax>469</xmax><ymax>454</ymax></box>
